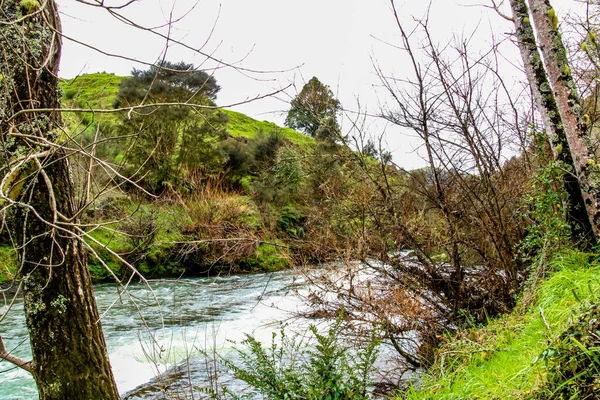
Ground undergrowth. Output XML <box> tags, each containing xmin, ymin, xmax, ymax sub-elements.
<box><xmin>209</xmin><ymin>315</ymin><xmax>380</xmax><ymax>399</ymax></box>
<box><xmin>402</xmin><ymin>250</ymin><xmax>600</xmax><ymax>399</ymax></box>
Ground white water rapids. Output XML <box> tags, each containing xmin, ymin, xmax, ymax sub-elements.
<box><xmin>0</xmin><ymin>271</ymin><xmax>312</xmax><ymax>399</ymax></box>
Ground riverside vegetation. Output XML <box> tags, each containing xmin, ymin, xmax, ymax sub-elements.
<box><xmin>1</xmin><ymin>68</ymin><xmax>597</xmax><ymax>398</ymax></box>
<box><xmin>0</xmin><ymin>73</ymin><xmax>596</xmax><ymax>399</ymax></box>
<box><xmin>3</xmin><ymin>0</ymin><xmax>600</xmax><ymax>397</ymax></box>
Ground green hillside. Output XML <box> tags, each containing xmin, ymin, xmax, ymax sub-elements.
<box><xmin>61</xmin><ymin>73</ymin><xmax>122</xmax><ymax>109</ymax></box>
<box><xmin>59</xmin><ymin>73</ymin><xmax>312</xmax><ymax>147</ymax></box>
<box><xmin>222</xmin><ymin>109</ymin><xmax>314</xmax><ymax>146</ymax></box>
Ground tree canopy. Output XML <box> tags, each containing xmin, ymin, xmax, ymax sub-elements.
<box><xmin>115</xmin><ymin>61</ymin><xmax>228</xmax><ymax>193</ymax></box>
<box><xmin>115</xmin><ymin>61</ymin><xmax>221</xmax><ymax>106</ymax></box>
<box><xmin>285</xmin><ymin>77</ymin><xmax>341</xmax><ymax>142</ymax></box>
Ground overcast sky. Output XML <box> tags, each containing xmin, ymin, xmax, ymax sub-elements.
<box><xmin>57</xmin><ymin>0</ymin><xmax>580</xmax><ymax>169</ymax></box>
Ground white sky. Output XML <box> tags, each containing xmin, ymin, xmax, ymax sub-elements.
<box><xmin>57</xmin><ymin>0</ymin><xmax>580</xmax><ymax>169</ymax></box>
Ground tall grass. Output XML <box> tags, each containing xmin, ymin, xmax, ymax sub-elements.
<box><xmin>403</xmin><ymin>250</ymin><xmax>600</xmax><ymax>399</ymax></box>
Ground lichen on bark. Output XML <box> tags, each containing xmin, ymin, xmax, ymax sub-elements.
<box><xmin>509</xmin><ymin>0</ymin><xmax>596</xmax><ymax>246</ymax></box>
<box><xmin>0</xmin><ymin>0</ymin><xmax>120</xmax><ymax>398</ymax></box>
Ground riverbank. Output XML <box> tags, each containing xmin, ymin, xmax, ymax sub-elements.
<box><xmin>401</xmin><ymin>250</ymin><xmax>600</xmax><ymax>399</ymax></box>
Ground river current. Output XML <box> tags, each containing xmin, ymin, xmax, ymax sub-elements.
<box><xmin>0</xmin><ymin>271</ymin><xmax>310</xmax><ymax>399</ymax></box>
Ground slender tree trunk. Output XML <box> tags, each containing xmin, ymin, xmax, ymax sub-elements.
<box><xmin>509</xmin><ymin>0</ymin><xmax>597</xmax><ymax>247</ymax></box>
<box><xmin>530</xmin><ymin>0</ymin><xmax>600</xmax><ymax>237</ymax></box>
<box><xmin>0</xmin><ymin>0</ymin><xmax>120</xmax><ymax>398</ymax></box>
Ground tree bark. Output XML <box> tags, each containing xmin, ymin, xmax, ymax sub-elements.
<box><xmin>509</xmin><ymin>0</ymin><xmax>597</xmax><ymax>247</ymax></box>
<box><xmin>0</xmin><ymin>0</ymin><xmax>120</xmax><ymax>398</ymax></box>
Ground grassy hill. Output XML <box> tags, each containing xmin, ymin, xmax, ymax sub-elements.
<box><xmin>61</xmin><ymin>73</ymin><xmax>121</xmax><ymax>109</ymax></box>
<box><xmin>222</xmin><ymin>109</ymin><xmax>314</xmax><ymax>146</ymax></box>
<box><xmin>59</xmin><ymin>73</ymin><xmax>313</xmax><ymax>147</ymax></box>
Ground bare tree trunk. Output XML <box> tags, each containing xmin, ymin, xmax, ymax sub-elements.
<box><xmin>509</xmin><ymin>0</ymin><xmax>596</xmax><ymax>247</ymax></box>
<box><xmin>0</xmin><ymin>0</ymin><xmax>119</xmax><ymax>398</ymax></box>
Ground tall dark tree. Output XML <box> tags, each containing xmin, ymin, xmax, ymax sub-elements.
<box><xmin>285</xmin><ymin>77</ymin><xmax>341</xmax><ymax>141</ymax></box>
<box><xmin>115</xmin><ymin>61</ymin><xmax>228</xmax><ymax>192</ymax></box>
<box><xmin>0</xmin><ymin>0</ymin><xmax>119</xmax><ymax>398</ymax></box>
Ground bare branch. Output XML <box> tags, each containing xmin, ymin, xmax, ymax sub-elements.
<box><xmin>0</xmin><ymin>336</ymin><xmax>33</xmax><ymax>373</ymax></box>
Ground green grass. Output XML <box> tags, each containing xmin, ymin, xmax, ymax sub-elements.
<box><xmin>61</xmin><ymin>73</ymin><xmax>123</xmax><ymax>110</ymax></box>
<box><xmin>60</xmin><ymin>73</ymin><xmax>124</xmax><ymax>143</ymax></box>
<box><xmin>404</xmin><ymin>250</ymin><xmax>600</xmax><ymax>399</ymax></box>
<box><xmin>0</xmin><ymin>245</ymin><xmax>17</xmax><ymax>284</ymax></box>
<box><xmin>223</xmin><ymin>109</ymin><xmax>314</xmax><ymax>147</ymax></box>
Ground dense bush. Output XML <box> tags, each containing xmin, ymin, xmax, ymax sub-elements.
<box><xmin>534</xmin><ymin>302</ymin><xmax>600</xmax><ymax>399</ymax></box>
<box><xmin>114</xmin><ymin>61</ymin><xmax>229</xmax><ymax>193</ymax></box>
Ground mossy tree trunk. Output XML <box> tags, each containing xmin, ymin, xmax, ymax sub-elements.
<box><xmin>0</xmin><ymin>0</ymin><xmax>119</xmax><ymax>398</ymax></box>
<box><xmin>511</xmin><ymin>0</ymin><xmax>600</xmax><ymax>244</ymax></box>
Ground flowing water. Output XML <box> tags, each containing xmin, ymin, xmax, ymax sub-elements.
<box><xmin>0</xmin><ymin>271</ymin><xmax>311</xmax><ymax>399</ymax></box>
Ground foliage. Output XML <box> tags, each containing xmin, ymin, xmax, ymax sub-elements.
<box><xmin>251</xmin><ymin>145</ymin><xmax>304</xmax><ymax>208</ymax></box>
<box><xmin>278</xmin><ymin>205</ymin><xmax>306</xmax><ymax>238</ymax></box>
<box><xmin>221</xmin><ymin>315</ymin><xmax>380</xmax><ymax>399</ymax></box>
<box><xmin>117</xmin><ymin>61</ymin><xmax>221</xmax><ymax>102</ymax></box>
<box><xmin>402</xmin><ymin>250</ymin><xmax>600</xmax><ymax>399</ymax></box>
<box><xmin>285</xmin><ymin>77</ymin><xmax>341</xmax><ymax>142</ymax></box>
<box><xmin>519</xmin><ymin>132</ymin><xmax>571</xmax><ymax>264</ymax></box>
<box><xmin>114</xmin><ymin>61</ymin><xmax>228</xmax><ymax>193</ymax></box>
<box><xmin>220</xmin><ymin>124</ymin><xmax>305</xmax><ymax>190</ymax></box>
<box><xmin>249</xmin><ymin>130</ymin><xmax>285</xmax><ymax>172</ymax></box>
<box><xmin>532</xmin><ymin>302</ymin><xmax>600</xmax><ymax>399</ymax></box>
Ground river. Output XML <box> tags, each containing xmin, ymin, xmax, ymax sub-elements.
<box><xmin>0</xmin><ymin>270</ymin><xmax>312</xmax><ymax>399</ymax></box>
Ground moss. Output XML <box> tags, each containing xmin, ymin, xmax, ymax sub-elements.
<box><xmin>88</xmin><ymin>260</ymin><xmax>121</xmax><ymax>282</ymax></box>
<box><xmin>239</xmin><ymin>242</ymin><xmax>289</xmax><ymax>272</ymax></box>
<box><xmin>548</xmin><ymin>7</ymin><xmax>559</xmax><ymax>30</ymax></box>
<box><xmin>50</xmin><ymin>295</ymin><xmax>68</xmax><ymax>314</ymax></box>
<box><xmin>25</xmin><ymin>292</ymin><xmax>47</xmax><ymax>316</ymax></box>
<box><xmin>19</xmin><ymin>0</ymin><xmax>40</xmax><ymax>13</ymax></box>
<box><xmin>137</xmin><ymin>260</ymin><xmax>184</xmax><ymax>278</ymax></box>
<box><xmin>555</xmin><ymin>143</ymin><xmax>563</xmax><ymax>154</ymax></box>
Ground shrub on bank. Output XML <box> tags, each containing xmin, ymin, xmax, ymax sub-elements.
<box><xmin>403</xmin><ymin>250</ymin><xmax>600</xmax><ymax>399</ymax></box>
<box><xmin>219</xmin><ymin>316</ymin><xmax>380</xmax><ymax>399</ymax></box>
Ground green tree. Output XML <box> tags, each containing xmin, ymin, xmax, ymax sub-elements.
<box><xmin>285</xmin><ymin>77</ymin><xmax>341</xmax><ymax>142</ymax></box>
<box><xmin>115</xmin><ymin>61</ymin><xmax>228</xmax><ymax>193</ymax></box>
